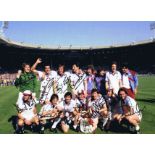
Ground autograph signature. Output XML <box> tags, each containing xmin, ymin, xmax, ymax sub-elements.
<box><xmin>40</xmin><ymin>72</ymin><xmax>86</xmax><ymax>101</ymax></box>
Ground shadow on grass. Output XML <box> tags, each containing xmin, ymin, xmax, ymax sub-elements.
<box><xmin>7</xmin><ymin>116</ymin><xmax>132</xmax><ymax>134</ymax></box>
<box><xmin>136</xmin><ymin>98</ymin><xmax>155</xmax><ymax>104</ymax></box>
<box><xmin>8</xmin><ymin>115</ymin><xmax>18</xmax><ymax>131</ymax></box>
<box><xmin>8</xmin><ymin>115</ymin><xmax>40</xmax><ymax>134</ymax></box>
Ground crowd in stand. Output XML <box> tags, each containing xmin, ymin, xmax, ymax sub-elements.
<box><xmin>0</xmin><ymin>73</ymin><xmax>16</xmax><ymax>87</ymax></box>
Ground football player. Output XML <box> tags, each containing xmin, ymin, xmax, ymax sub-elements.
<box><xmin>70</xmin><ymin>63</ymin><xmax>87</xmax><ymax>98</ymax></box>
<box><xmin>117</xmin><ymin>88</ymin><xmax>141</xmax><ymax>133</ymax></box>
<box><xmin>88</xmin><ymin>89</ymin><xmax>108</xmax><ymax>133</ymax></box>
<box><xmin>86</xmin><ymin>65</ymin><xmax>96</xmax><ymax>98</ymax></box>
<box><xmin>16</xmin><ymin>90</ymin><xmax>39</xmax><ymax>133</ymax></box>
<box><xmin>105</xmin><ymin>61</ymin><xmax>122</xmax><ymax>95</ymax></box>
<box><xmin>103</xmin><ymin>89</ymin><xmax>119</xmax><ymax>130</ymax></box>
<box><xmin>15</xmin><ymin>63</ymin><xmax>37</xmax><ymax>106</ymax></box>
<box><xmin>74</xmin><ymin>92</ymin><xmax>88</xmax><ymax>131</ymax></box>
<box><xmin>55</xmin><ymin>64</ymin><xmax>70</xmax><ymax>102</ymax></box>
<box><xmin>59</xmin><ymin>92</ymin><xmax>78</xmax><ymax>133</ymax></box>
<box><xmin>39</xmin><ymin>94</ymin><xmax>62</xmax><ymax>133</ymax></box>
<box><xmin>31</xmin><ymin>58</ymin><xmax>57</xmax><ymax>104</ymax></box>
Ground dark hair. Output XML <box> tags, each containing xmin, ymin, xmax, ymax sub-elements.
<box><xmin>72</xmin><ymin>63</ymin><xmax>80</xmax><ymax>68</ymax></box>
<box><xmin>118</xmin><ymin>88</ymin><xmax>128</xmax><ymax>95</ymax></box>
<box><xmin>91</xmin><ymin>88</ymin><xmax>99</xmax><ymax>94</ymax></box>
<box><xmin>44</xmin><ymin>64</ymin><xmax>51</xmax><ymax>68</ymax></box>
<box><xmin>106</xmin><ymin>88</ymin><xmax>114</xmax><ymax>93</ymax></box>
<box><xmin>50</xmin><ymin>94</ymin><xmax>59</xmax><ymax>102</ymax></box>
<box><xmin>97</xmin><ymin>67</ymin><xmax>105</xmax><ymax>76</ymax></box>
<box><xmin>87</xmin><ymin>65</ymin><xmax>94</xmax><ymax>72</ymax></box>
<box><xmin>64</xmin><ymin>92</ymin><xmax>72</xmax><ymax>98</ymax></box>
<box><xmin>121</xmin><ymin>63</ymin><xmax>129</xmax><ymax>69</ymax></box>
<box><xmin>22</xmin><ymin>63</ymin><xmax>30</xmax><ymax>72</ymax></box>
<box><xmin>111</xmin><ymin>61</ymin><xmax>117</xmax><ymax>66</ymax></box>
<box><xmin>58</xmin><ymin>64</ymin><xmax>65</xmax><ymax>70</ymax></box>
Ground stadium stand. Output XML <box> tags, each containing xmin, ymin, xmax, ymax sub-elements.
<box><xmin>0</xmin><ymin>36</ymin><xmax>155</xmax><ymax>73</ymax></box>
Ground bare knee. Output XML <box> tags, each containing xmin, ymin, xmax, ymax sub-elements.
<box><xmin>61</xmin><ymin>122</ymin><xmax>69</xmax><ymax>133</ymax></box>
<box><xmin>18</xmin><ymin>119</ymin><xmax>24</xmax><ymax>126</ymax></box>
<box><xmin>34</xmin><ymin>117</ymin><xmax>39</xmax><ymax>125</ymax></box>
<box><xmin>24</xmin><ymin>120</ymin><xmax>32</xmax><ymax>126</ymax></box>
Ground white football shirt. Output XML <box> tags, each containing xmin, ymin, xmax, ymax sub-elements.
<box><xmin>105</xmin><ymin>71</ymin><xmax>121</xmax><ymax>94</ymax></box>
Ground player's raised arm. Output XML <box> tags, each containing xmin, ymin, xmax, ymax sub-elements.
<box><xmin>16</xmin><ymin>70</ymin><xmax>22</xmax><ymax>79</ymax></box>
<box><xmin>31</xmin><ymin>58</ymin><xmax>42</xmax><ymax>74</ymax></box>
<box><xmin>14</xmin><ymin>70</ymin><xmax>22</xmax><ymax>87</ymax></box>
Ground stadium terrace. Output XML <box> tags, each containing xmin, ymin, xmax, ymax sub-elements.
<box><xmin>0</xmin><ymin>35</ymin><xmax>155</xmax><ymax>73</ymax></box>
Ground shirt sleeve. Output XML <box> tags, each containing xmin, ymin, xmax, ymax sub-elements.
<box><xmin>37</xmin><ymin>71</ymin><xmax>43</xmax><ymax>80</ymax></box>
<box><xmin>18</xmin><ymin>102</ymin><xmax>25</xmax><ymax>111</ymax></box>
<box><xmin>99</xmin><ymin>97</ymin><xmax>106</xmax><ymax>107</ymax></box>
<box><xmin>118</xmin><ymin>72</ymin><xmax>122</xmax><ymax>80</ymax></box>
<box><xmin>133</xmin><ymin>74</ymin><xmax>138</xmax><ymax>87</ymax></box>
<box><xmin>105</xmin><ymin>72</ymin><xmax>109</xmax><ymax>82</ymax></box>
<box><xmin>125</xmin><ymin>97</ymin><xmax>133</xmax><ymax>107</ymax></box>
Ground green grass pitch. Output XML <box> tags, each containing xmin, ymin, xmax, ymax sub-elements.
<box><xmin>0</xmin><ymin>75</ymin><xmax>155</xmax><ymax>134</ymax></box>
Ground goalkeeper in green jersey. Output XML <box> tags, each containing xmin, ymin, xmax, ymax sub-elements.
<box><xmin>15</xmin><ymin>63</ymin><xmax>38</xmax><ymax>105</ymax></box>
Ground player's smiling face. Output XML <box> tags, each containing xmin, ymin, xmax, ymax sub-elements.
<box><xmin>122</xmin><ymin>67</ymin><xmax>128</xmax><ymax>73</ymax></box>
<box><xmin>24</xmin><ymin>65</ymin><xmax>31</xmax><ymax>73</ymax></box>
<box><xmin>92</xmin><ymin>92</ymin><xmax>98</xmax><ymax>100</ymax></box>
<box><xmin>58</xmin><ymin>66</ymin><xmax>64</xmax><ymax>75</ymax></box>
<box><xmin>51</xmin><ymin>98</ymin><xmax>58</xmax><ymax>106</ymax></box>
<box><xmin>99</xmin><ymin>70</ymin><xmax>105</xmax><ymax>76</ymax></box>
<box><xmin>119</xmin><ymin>91</ymin><xmax>127</xmax><ymax>100</ymax></box>
<box><xmin>72</xmin><ymin>64</ymin><xmax>79</xmax><ymax>73</ymax></box>
<box><xmin>23</xmin><ymin>94</ymin><xmax>31</xmax><ymax>102</ymax></box>
<box><xmin>65</xmin><ymin>96</ymin><xmax>71</xmax><ymax>104</ymax></box>
<box><xmin>87</xmin><ymin>68</ymin><xmax>92</xmax><ymax>75</ymax></box>
<box><xmin>107</xmin><ymin>90</ymin><xmax>113</xmax><ymax>97</ymax></box>
<box><xmin>78</xmin><ymin>93</ymin><xmax>85</xmax><ymax>100</ymax></box>
<box><xmin>45</xmin><ymin>66</ymin><xmax>51</xmax><ymax>74</ymax></box>
<box><xmin>111</xmin><ymin>64</ymin><xmax>117</xmax><ymax>72</ymax></box>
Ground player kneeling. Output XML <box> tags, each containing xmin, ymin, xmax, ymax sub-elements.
<box><xmin>88</xmin><ymin>89</ymin><xmax>108</xmax><ymax>133</ymax></box>
<box><xmin>39</xmin><ymin>94</ymin><xmax>62</xmax><ymax>133</ymax></box>
<box><xmin>103</xmin><ymin>89</ymin><xmax>119</xmax><ymax>131</ymax></box>
<box><xmin>113</xmin><ymin>88</ymin><xmax>142</xmax><ymax>133</ymax></box>
<box><xmin>16</xmin><ymin>90</ymin><xmax>39</xmax><ymax>134</ymax></box>
<box><xmin>73</xmin><ymin>92</ymin><xmax>88</xmax><ymax>132</ymax></box>
<box><xmin>59</xmin><ymin>92</ymin><xmax>78</xmax><ymax>133</ymax></box>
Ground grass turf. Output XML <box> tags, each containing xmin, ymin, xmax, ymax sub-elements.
<box><xmin>0</xmin><ymin>75</ymin><xmax>155</xmax><ymax>134</ymax></box>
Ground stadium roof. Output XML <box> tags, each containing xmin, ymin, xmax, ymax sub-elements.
<box><xmin>0</xmin><ymin>35</ymin><xmax>155</xmax><ymax>51</ymax></box>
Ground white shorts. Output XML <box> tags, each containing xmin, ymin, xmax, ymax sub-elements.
<box><xmin>21</xmin><ymin>111</ymin><xmax>36</xmax><ymax>121</ymax></box>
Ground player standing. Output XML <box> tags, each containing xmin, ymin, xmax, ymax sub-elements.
<box><xmin>70</xmin><ymin>63</ymin><xmax>87</xmax><ymax>97</ymax></box>
<box><xmin>55</xmin><ymin>64</ymin><xmax>70</xmax><ymax>102</ymax></box>
<box><xmin>31</xmin><ymin>58</ymin><xmax>57</xmax><ymax>104</ymax></box>
<box><xmin>86</xmin><ymin>65</ymin><xmax>96</xmax><ymax>98</ymax></box>
<box><xmin>121</xmin><ymin>64</ymin><xmax>138</xmax><ymax>99</ymax></box>
<box><xmin>95</xmin><ymin>67</ymin><xmax>106</xmax><ymax>96</ymax></box>
<box><xmin>105</xmin><ymin>62</ymin><xmax>122</xmax><ymax>95</ymax></box>
<box><xmin>15</xmin><ymin>63</ymin><xmax>37</xmax><ymax>105</ymax></box>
